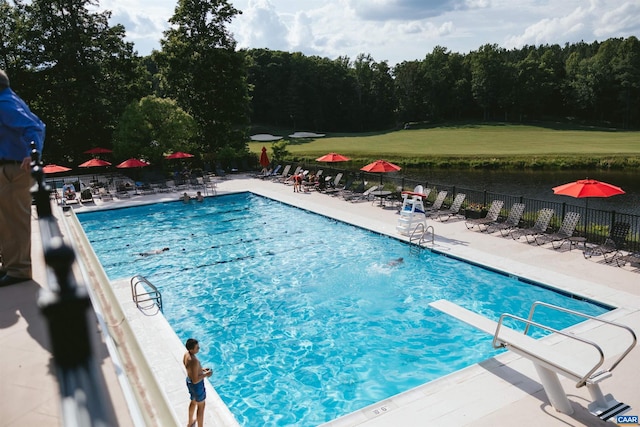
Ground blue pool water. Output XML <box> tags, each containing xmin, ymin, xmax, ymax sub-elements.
<box><xmin>78</xmin><ymin>193</ymin><xmax>610</xmax><ymax>427</ymax></box>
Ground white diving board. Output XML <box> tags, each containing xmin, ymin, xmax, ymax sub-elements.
<box><xmin>428</xmin><ymin>299</ymin><xmax>633</xmax><ymax>421</ymax></box>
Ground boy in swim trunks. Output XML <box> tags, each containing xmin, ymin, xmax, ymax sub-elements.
<box><xmin>183</xmin><ymin>338</ymin><xmax>212</xmax><ymax>427</ymax></box>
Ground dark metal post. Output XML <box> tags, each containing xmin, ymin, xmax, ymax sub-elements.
<box><xmin>30</xmin><ymin>144</ymin><xmax>116</xmax><ymax>427</ymax></box>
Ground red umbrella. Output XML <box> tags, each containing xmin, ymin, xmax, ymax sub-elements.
<box><xmin>552</xmin><ymin>179</ymin><xmax>625</xmax><ymax>198</ymax></box>
<box><xmin>116</xmin><ymin>158</ymin><xmax>150</xmax><ymax>168</ymax></box>
<box><xmin>84</xmin><ymin>147</ymin><xmax>113</xmax><ymax>155</ymax></box>
<box><xmin>360</xmin><ymin>159</ymin><xmax>401</xmax><ymax>173</ymax></box>
<box><xmin>259</xmin><ymin>146</ymin><xmax>270</xmax><ymax>168</ymax></box>
<box><xmin>360</xmin><ymin>159</ymin><xmax>401</xmax><ymax>187</ymax></box>
<box><xmin>316</xmin><ymin>152</ymin><xmax>351</xmax><ymax>162</ymax></box>
<box><xmin>552</xmin><ymin>178</ymin><xmax>625</xmax><ymax>228</ymax></box>
<box><xmin>165</xmin><ymin>151</ymin><xmax>194</xmax><ymax>160</ymax></box>
<box><xmin>43</xmin><ymin>164</ymin><xmax>72</xmax><ymax>174</ymax></box>
<box><xmin>79</xmin><ymin>159</ymin><xmax>111</xmax><ymax>168</ymax></box>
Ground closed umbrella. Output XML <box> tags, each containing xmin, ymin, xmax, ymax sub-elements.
<box><xmin>360</xmin><ymin>159</ymin><xmax>401</xmax><ymax>189</ymax></box>
<box><xmin>315</xmin><ymin>152</ymin><xmax>350</xmax><ymax>163</ymax></box>
<box><xmin>259</xmin><ymin>147</ymin><xmax>270</xmax><ymax>168</ymax></box>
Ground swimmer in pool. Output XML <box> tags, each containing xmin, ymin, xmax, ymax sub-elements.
<box><xmin>386</xmin><ymin>257</ymin><xmax>404</xmax><ymax>267</ymax></box>
<box><xmin>139</xmin><ymin>247</ymin><xmax>169</xmax><ymax>256</ymax></box>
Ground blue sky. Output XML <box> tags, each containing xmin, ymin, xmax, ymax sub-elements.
<box><xmin>101</xmin><ymin>0</ymin><xmax>640</xmax><ymax>65</ymax></box>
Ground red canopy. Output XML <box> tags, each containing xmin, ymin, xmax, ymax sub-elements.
<box><xmin>552</xmin><ymin>179</ymin><xmax>625</xmax><ymax>198</ymax></box>
<box><xmin>84</xmin><ymin>147</ymin><xmax>113</xmax><ymax>154</ymax></box>
<box><xmin>259</xmin><ymin>147</ymin><xmax>270</xmax><ymax>168</ymax></box>
<box><xmin>165</xmin><ymin>151</ymin><xmax>194</xmax><ymax>159</ymax></box>
<box><xmin>360</xmin><ymin>159</ymin><xmax>401</xmax><ymax>173</ymax></box>
<box><xmin>43</xmin><ymin>164</ymin><xmax>72</xmax><ymax>174</ymax></box>
<box><xmin>116</xmin><ymin>158</ymin><xmax>150</xmax><ymax>168</ymax></box>
<box><xmin>316</xmin><ymin>152</ymin><xmax>351</xmax><ymax>162</ymax></box>
<box><xmin>79</xmin><ymin>159</ymin><xmax>111</xmax><ymax>168</ymax></box>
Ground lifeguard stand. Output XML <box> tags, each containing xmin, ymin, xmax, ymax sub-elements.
<box><xmin>396</xmin><ymin>193</ymin><xmax>426</xmax><ymax>235</ymax></box>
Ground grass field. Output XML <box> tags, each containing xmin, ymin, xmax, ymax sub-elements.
<box><xmin>248</xmin><ymin>123</ymin><xmax>640</xmax><ymax>169</ymax></box>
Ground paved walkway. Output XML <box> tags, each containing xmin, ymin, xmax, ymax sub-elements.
<box><xmin>1</xmin><ymin>174</ymin><xmax>638</xmax><ymax>426</ymax></box>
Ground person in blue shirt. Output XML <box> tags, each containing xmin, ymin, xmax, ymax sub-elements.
<box><xmin>0</xmin><ymin>69</ymin><xmax>46</xmax><ymax>287</ymax></box>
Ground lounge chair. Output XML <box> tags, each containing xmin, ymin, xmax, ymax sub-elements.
<box><xmin>329</xmin><ymin>177</ymin><xmax>354</xmax><ymax>197</ymax></box>
<box><xmin>534</xmin><ymin>211</ymin><xmax>581</xmax><ymax>248</ymax></box>
<box><xmin>347</xmin><ymin>185</ymin><xmax>379</xmax><ymax>202</ymax></box>
<box><xmin>465</xmin><ymin>200</ymin><xmax>504</xmax><ymax>231</ymax></box>
<box><xmin>321</xmin><ymin>173</ymin><xmax>343</xmax><ymax>193</ymax></box>
<box><xmin>510</xmin><ymin>208</ymin><xmax>555</xmax><ymax>243</ymax></box>
<box><xmin>432</xmin><ymin>193</ymin><xmax>466</xmax><ymax>221</ymax></box>
<box><xmin>260</xmin><ymin>164</ymin><xmax>282</xmax><ymax>179</ymax></box>
<box><xmin>98</xmin><ymin>187</ymin><xmax>114</xmax><ymax>201</ymax></box>
<box><xmin>583</xmin><ymin>221</ymin><xmax>631</xmax><ymax>262</ymax></box>
<box><xmin>486</xmin><ymin>202</ymin><xmax>526</xmax><ymax>236</ymax></box>
<box><xmin>79</xmin><ymin>189</ymin><xmax>94</xmax><ymax>204</ymax></box>
<box><xmin>423</xmin><ymin>191</ymin><xmax>448</xmax><ymax>215</ymax></box>
<box><xmin>282</xmin><ymin>166</ymin><xmax>301</xmax><ymax>184</ymax></box>
<box><xmin>615</xmin><ymin>251</ymin><xmax>640</xmax><ymax>268</ymax></box>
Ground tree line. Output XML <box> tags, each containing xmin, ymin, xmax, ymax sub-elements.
<box><xmin>1</xmin><ymin>0</ymin><xmax>638</xmax><ymax>171</ymax></box>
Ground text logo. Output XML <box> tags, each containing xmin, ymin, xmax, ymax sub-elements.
<box><xmin>616</xmin><ymin>415</ymin><xmax>639</xmax><ymax>425</ymax></box>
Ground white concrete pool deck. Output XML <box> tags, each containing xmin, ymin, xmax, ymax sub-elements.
<box><xmin>1</xmin><ymin>174</ymin><xmax>638</xmax><ymax>426</ymax></box>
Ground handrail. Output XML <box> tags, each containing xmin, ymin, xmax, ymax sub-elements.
<box><xmin>409</xmin><ymin>223</ymin><xmax>435</xmax><ymax>246</ymax></box>
<box><xmin>493</xmin><ymin>313</ymin><xmax>605</xmax><ymax>388</ymax></box>
<box><xmin>130</xmin><ymin>275</ymin><xmax>163</xmax><ymax>312</ymax></box>
<box><xmin>409</xmin><ymin>222</ymin><xmax>425</xmax><ymax>244</ymax></box>
<box><xmin>525</xmin><ymin>301</ymin><xmax>637</xmax><ymax>374</ymax></box>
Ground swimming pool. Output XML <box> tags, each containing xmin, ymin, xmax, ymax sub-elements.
<box><xmin>78</xmin><ymin>193</ymin><xmax>610</xmax><ymax>426</ymax></box>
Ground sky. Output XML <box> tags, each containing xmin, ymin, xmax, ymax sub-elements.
<box><xmin>101</xmin><ymin>0</ymin><xmax>640</xmax><ymax>65</ymax></box>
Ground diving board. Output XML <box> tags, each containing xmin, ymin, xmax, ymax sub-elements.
<box><xmin>428</xmin><ymin>299</ymin><xmax>635</xmax><ymax>421</ymax></box>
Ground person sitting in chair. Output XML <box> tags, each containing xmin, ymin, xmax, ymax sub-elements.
<box><xmin>62</xmin><ymin>183</ymin><xmax>76</xmax><ymax>200</ymax></box>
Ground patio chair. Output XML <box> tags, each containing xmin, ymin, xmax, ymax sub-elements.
<box><xmin>340</xmin><ymin>180</ymin><xmax>364</xmax><ymax>199</ymax></box>
<box><xmin>534</xmin><ymin>211</ymin><xmax>581</xmax><ymax>248</ymax></box>
<box><xmin>282</xmin><ymin>166</ymin><xmax>301</xmax><ymax>184</ymax></box>
<box><xmin>423</xmin><ymin>191</ymin><xmax>448</xmax><ymax>215</ymax></box>
<box><xmin>486</xmin><ymin>202</ymin><xmax>526</xmax><ymax>236</ymax></box>
<box><xmin>347</xmin><ymin>185</ymin><xmax>379</xmax><ymax>202</ymax></box>
<box><xmin>510</xmin><ymin>208</ymin><xmax>555</xmax><ymax>243</ymax></box>
<box><xmin>465</xmin><ymin>200</ymin><xmax>505</xmax><ymax>231</ymax></box>
<box><xmin>260</xmin><ymin>164</ymin><xmax>282</xmax><ymax>179</ymax></box>
<box><xmin>615</xmin><ymin>251</ymin><xmax>640</xmax><ymax>268</ymax></box>
<box><xmin>583</xmin><ymin>221</ymin><xmax>631</xmax><ymax>262</ymax></box>
<box><xmin>432</xmin><ymin>193</ymin><xmax>466</xmax><ymax>221</ymax></box>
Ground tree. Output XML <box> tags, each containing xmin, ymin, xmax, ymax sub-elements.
<box><xmin>20</xmin><ymin>0</ymin><xmax>150</xmax><ymax>164</ymax></box>
<box><xmin>156</xmin><ymin>0</ymin><xmax>250</xmax><ymax>162</ymax></box>
<box><xmin>113</xmin><ymin>96</ymin><xmax>197</xmax><ymax>165</ymax></box>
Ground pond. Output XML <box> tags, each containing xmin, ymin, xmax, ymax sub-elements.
<box><xmin>403</xmin><ymin>168</ymin><xmax>640</xmax><ymax>215</ymax></box>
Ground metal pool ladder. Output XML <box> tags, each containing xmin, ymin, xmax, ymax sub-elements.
<box><xmin>130</xmin><ymin>275</ymin><xmax>163</xmax><ymax>312</ymax></box>
<box><xmin>410</xmin><ymin>222</ymin><xmax>434</xmax><ymax>247</ymax></box>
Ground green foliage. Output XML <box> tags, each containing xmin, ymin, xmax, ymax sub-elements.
<box><xmin>270</xmin><ymin>140</ymin><xmax>290</xmax><ymax>164</ymax></box>
<box><xmin>156</xmin><ymin>0</ymin><xmax>250</xmax><ymax>159</ymax></box>
<box><xmin>113</xmin><ymin>96</ymin><xmax>197</xmax><ymax>165</ymax></box>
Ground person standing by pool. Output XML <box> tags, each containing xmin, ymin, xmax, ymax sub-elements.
<box><xmin>0</xmin><ymin>69</ymin><xmax>45</xmax><ymax>287</ymax></box>
<box><xmin>183</xmin><ymin>338</ymin><xmax>212</xmax><ymax>427</ymax></box>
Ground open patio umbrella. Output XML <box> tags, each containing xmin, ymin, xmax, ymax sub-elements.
<box><xmin>360</xmin><ymin>159</ymin><xmax>401</xmax><ymax>187</ymax></box>
<box><xmin>259</xmin><ymin>146</ymin><xmax>270</xmax><ymax>168</ymax></box>
<box><xmin>84</xmin><ymin>147</ymin><xmax>113</xmax><ymax>155</ymax></box>
<box><xmin>552</xmin><ymin>178</ymin><xmax>625</xmax><ymax>230</ymax></box>
<box><xmin>165</xmin><ymin>151</ymin><xmax>194</xmax><ymax>160</ymax></box>
<box><xmin>79</xmin><ymin>159</ymin><xmax>111</xmax><ymax>168</ymax></box>
<box><xmin>116</xmin><ymin>158</ymin><xmax>150</xmax><ymax>168</ymax></box>
<box><xmin>42</xmin><ymin>164</ymin><xmax>72</xmax><ymax>174</ymax></box>
<box><xmin>315</xmin><ymin>152</ymin><xmax>351</xmax><ymax>162</ymax></box>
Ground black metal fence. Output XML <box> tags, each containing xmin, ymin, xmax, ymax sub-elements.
<box><xmin>314</xmin><ymin>166</ymin><xmax>640</xmax><ymax>253</ymax></box>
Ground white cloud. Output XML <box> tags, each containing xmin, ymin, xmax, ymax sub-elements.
<box><xmin>97</xmin><ymin>0</ymin><xmax>639</xmax><ymax>63</ymax></box>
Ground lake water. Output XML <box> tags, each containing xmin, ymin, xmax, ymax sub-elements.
<box><xmin>404</xmin><ymin>169</ymin><xmax>640</xmax><ymax>215</ymax></box>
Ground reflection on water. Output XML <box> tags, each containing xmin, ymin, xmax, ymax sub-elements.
<box><xmin>406</xmin><ymin>169</ymin><xmax>640</xmax><ymax>215</ymax></box>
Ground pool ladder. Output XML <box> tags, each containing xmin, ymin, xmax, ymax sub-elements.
<box><xmin>130</xmin><ymin>275</ymin><xmax>163</xmax><ymax>312</ymax></box>
<box><xmin>409</xmin><ymin>222</ymin><xmax>434</xmax><ymax>248</ymax></box>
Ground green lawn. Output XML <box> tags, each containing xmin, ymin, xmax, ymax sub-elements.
<box><xmin>248</xmin><ymin>123</ymin><xmax>640</xmax><ymax>169</ymax></box>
